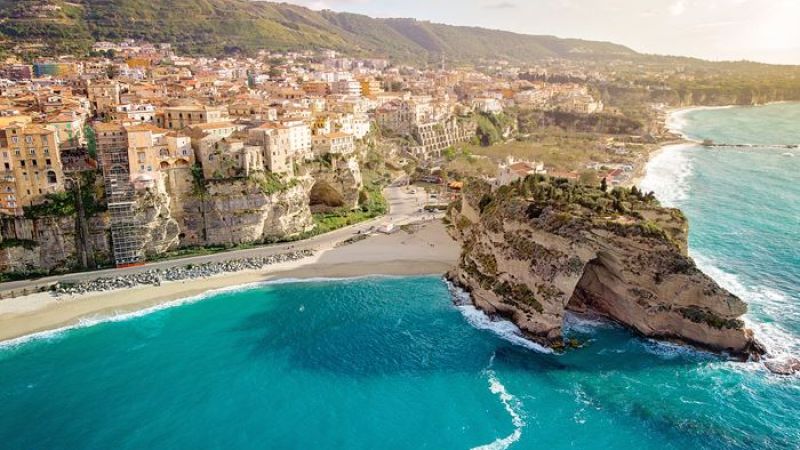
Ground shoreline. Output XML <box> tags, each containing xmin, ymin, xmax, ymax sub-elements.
<box><xmin>0</xmin><ymin>220</ymin><xmax>461</xmax><ymax>345</ymax></box>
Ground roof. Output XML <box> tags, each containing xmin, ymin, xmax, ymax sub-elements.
<box><xmin>125</xmin><ymin>123</ymin><xmax>168</xmax><ymax>133</ymax></box>
<box><xmin>324</xmin><ymin>131</ymin><xmax>352</xmax><ymax>139</ymax></box>
<box><xmin>190</xmin><ymin>121</ymin><xmax>235</xmax><ymax>131</ymax></box>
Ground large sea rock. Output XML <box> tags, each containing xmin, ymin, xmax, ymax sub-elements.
<box><xmin>447</xmin><ymin>177</ymin><xmax>763</xmax><ymax>358</ymax></box>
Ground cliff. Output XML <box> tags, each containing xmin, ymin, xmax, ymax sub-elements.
<box><xmin>169</xmin><ymin>169</ymin><xmax>315</xmax><ymax>247</ymax></box>
<box><xmin>447</xmin><ymin>177</ymin><xmax>763</xmax><ymax>358</ymax></box>
<box><xmin>0</xmin><ymin>214</ymin><xmax>109</xmax><ymax>275</ymax></box>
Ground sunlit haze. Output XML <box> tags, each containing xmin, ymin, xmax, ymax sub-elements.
<box><xmin>281</xmin><ymin>0</ymin><xmax>800</xmax><ymax>64</ymax></box>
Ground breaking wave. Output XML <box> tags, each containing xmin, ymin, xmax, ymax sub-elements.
<box><xmin>447</xmin><ymin>281</ymin><xmax>553</xmax><ymax>354</ymax></box>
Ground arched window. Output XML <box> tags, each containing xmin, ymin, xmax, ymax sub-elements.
<box><xmin>46</xmin><ymin>170</ymin><xmax>57</xmax><ymax>184</ymax></box>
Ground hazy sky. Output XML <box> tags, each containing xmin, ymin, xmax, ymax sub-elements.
<box><xmin>280</xmin><ymin>0</ymin><xmax>800</xmax><ymax>64</ymax></box>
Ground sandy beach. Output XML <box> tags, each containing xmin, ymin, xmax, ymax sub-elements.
<box><xmin>0</xmin><ymin>220</ymin><xmax>460</xmax><ymax>344</ymax></box>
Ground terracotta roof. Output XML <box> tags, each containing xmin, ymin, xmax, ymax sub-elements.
<box><xmin>125</xmin><ymin>123</ymin><xmax>168</xmax><ymax>133</ymax></box>
<box><xmin>190</xmin><ymin>122</ymin><xmax>235</xmax><ymax>131</ymax></box>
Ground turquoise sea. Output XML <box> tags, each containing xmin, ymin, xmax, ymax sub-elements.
<box><xmin>1</xmin><ymin>104</ymin><xmax>799</xmax><ymax>449</ymax></box>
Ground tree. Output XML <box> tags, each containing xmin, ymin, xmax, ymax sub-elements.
<box><xmin>84</xmin><ymin>125</ymin><xmax>97</xmax><ymax>158</ymax></box>
<box><xmin>600</xmin><ymin>177</ymin><xmax>608</xmax><ymax>192</ymax></box>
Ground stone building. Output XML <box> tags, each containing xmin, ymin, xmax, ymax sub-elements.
<box><xmin>0</xmin><ymin>120</ymin><xmax>65</xmax><ymax>215</ymax></box>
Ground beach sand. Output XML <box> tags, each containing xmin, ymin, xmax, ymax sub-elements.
<box><xmin>0</xmin><ymin>221</ymin><xmax>460</xmax><ymax>343</ymax></box>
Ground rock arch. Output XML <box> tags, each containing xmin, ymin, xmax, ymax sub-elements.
<box><xmin>567</xmin><ymin>250</ymin><xmax>624</xmax><ymax>315</ymax></box>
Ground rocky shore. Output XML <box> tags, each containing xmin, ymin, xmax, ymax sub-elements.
<box><xmin>52</xmin><ymin>250</ymin><xmax>314</xmax><ymax>296</ymax></box>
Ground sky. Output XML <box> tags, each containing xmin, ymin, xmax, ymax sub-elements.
<box><xmin>278</xmin><ymin>0</ymin><xmax>800</xmax><ymax>65</ymax></box>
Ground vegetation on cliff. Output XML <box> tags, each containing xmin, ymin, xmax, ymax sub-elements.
<box><xmin>467</xmin><ymin>174</ymin><xmax>682</xmax><ymax>248</ymax></box>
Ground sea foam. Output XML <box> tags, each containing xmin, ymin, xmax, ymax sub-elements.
<box><xmin>447</xmin><ymin>281</ymin><xmax>553</xmax><ymax>354</ymax></box>
<box><xmin>472</xmin><ymin>354</ymin><xmax>527</xmax><ymax>450</ymax></box>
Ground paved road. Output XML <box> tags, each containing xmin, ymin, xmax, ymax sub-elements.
<box><xmin>0</xmin><ymin>186</ymin><xmax>440</xmax><ymax>296</ymax></box>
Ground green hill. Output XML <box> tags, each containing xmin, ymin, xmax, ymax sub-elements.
<box><xmin>0</xmin><ymin>0</ymin><xmax>637</xmax><ymax>62</ymax></box>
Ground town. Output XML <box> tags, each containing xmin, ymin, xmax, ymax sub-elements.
<box><xmin>0</xmin><ymin>39</ymin><xmax>674</xmax><ymax>277</ymax></box>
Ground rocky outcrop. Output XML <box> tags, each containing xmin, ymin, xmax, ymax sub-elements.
<box><xmin>135</xmin><ymin>186</ymin><xmax>181</xmax><ymax>256</ymax></box>
<box><xmin>175</xmin><ymin>174</ymin><xmax>314</xmax><ymax>247</ymax></box>
<box><xmin>447</xmin><ymin>177</ymin><xmax>763</xmax><ymax>358</ymax></box>
<box><xmin>0</xmin><ymin>215</ymin><xmax>110</xmax><ymax>274</ymax></box>
<box><xmin>307</xmin><ymin>157</ymin><xmax>363</xmax><ymax>212</ymax></box>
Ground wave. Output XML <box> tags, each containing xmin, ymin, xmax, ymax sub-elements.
<box><xmin>563</xmin><ymin>311</ymin><xmax>616</xmax><ymax>335</ymax></box>
<box><xmin>472</xmin><ymin>356</ymin><xmax>526</xmax><ymax>450</ymax></box>
<box><xmin>447</xmin><ymin>281</ymin><xmax>553</xmax><ymax>354</ymax></box>
<box><xmin>640</xmin><ymin>144</ymin><xmax>695</xmax><ymax>207</ymax></box>
<box><xmin>690</xmin><ymin>252</ymin><xmax>800</xmax><ymax>360</ymax></box>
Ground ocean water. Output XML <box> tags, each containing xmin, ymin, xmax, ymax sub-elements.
<box><xmin>1</xmin><ymin>105</ymin><xmax>799</xmax><ymax>449</ymax></box>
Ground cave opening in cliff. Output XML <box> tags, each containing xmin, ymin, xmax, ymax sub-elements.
<box><xmin>309</xmin><ymin>181</ymin><xmax>345</xmax><ymax>213</ymax></box>
<box><xmin>567</xmin><ymin>251</ymin><xmax>623</xmax><ymax>315</ymax></box>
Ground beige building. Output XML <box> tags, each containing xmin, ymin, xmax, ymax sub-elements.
<box><xmin>45</xmin><ymin>111</ymin><xmax>85</xmax><ymax>151</ymax></box>
<box><xmin>248</xmin><ymin>124</ymin><xmax>293</xmax><ymax>176</ymax></box>
<box><xmin>312</xmin><ymin>132</ymin><xmax>355</xmax><ymax>157</ymax></box>
<box><xmin>0</xmin><ymin>120</ymin><xmax>65</xmax><ymax>215</ymax></box>
<box><xmin>189</xmin><ymin>122</ymin><xmax>238</xmax><ymax>139</ymax></box>
<box><xmin>87</xmin><ymin>80</ymin><xmax>122</xmax><ymax>119</ymax></box>
<box><xmin>160</xmin><ymin>105</ymin><xmax>229</xmax><ymax>130</ymax></box>
<box><xmin>125</xmin><ymin>124</ymin><xmax>169</xmax><ymax>187</ymax></box>
<box><xmin>198</xmin><ymin>139</ymin><xmax>264</xmax><ymax>179</ymax></box>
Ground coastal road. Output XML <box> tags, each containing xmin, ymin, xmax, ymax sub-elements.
<box><xmin>0</xmin><ymin>187</ymin><xmax>439</xmax><ymax>297</ymax></box>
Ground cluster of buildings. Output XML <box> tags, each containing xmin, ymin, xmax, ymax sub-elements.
<box><xmin>0</xmin><ymin>41</ymin><xmax>609</xmax><ymax>263</ymax></box>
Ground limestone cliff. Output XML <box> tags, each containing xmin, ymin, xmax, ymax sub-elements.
<box><xmin>172</xmin><ymin>172</ymin><xmax>315</xmax><ymax>247</ymax></box>
<box><xmin>447</xmin><ymin>177</ymin><xmax>763</xmax><ymax>358</ymax></box>
<box><xmin>134</xmin><ymin>186</ymin><xmax>181</xmax><ymax>256</ymax></box>
<box><xmin>0</xmin><ymin>215</ymin><xmax>110</xmax><ymax>274</ymax></box>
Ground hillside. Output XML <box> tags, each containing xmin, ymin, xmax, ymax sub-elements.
<box><xmin>0</xmin><ymin>0</ymin><xmax>637</xmax><ymax>61</ymax></box>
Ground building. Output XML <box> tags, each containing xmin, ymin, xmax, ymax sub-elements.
<box><xmin>112</xmin><ymin>104</ymin><xmax>156</xmax><ymax>124</ymax></box>
<box><xmin>312</xmin><ymin>132</ymin><xmax>355</xmax><ymax>158</ymax></box>
<box><xmin>0</xmin><ymin>120</ymin><xmax>65</xmax><ymax>215</ymax></box>
<box><xmin>33</xmin><ymin>62</ymin><xmax>79</xmax><ymax>78</ymax></box>
<box><xmin>496</xmin><ymin>156</ymin><xmax>546</xmax><ymax>186</ymax></box>
<box><xmin>247</xmin><ymin>124</ymin><xmax>294</xmax><ymax>176</ymax></box>
<box><xmin>331</xmin><ymin>79</ymin><xmax>362</xmax><ymax>97</ymax></box>
<box><xmin>188</xmin><ymin>122</ymin><xmax>238</xmax><ymax>140</ymax></box>
<box><xmin>45</xmin><ymin>111</ymin><xmax>85</xmax><ymax>151</ymax></box>
<box><xmin>160</xmin><ymin>104</ymin><xmax>229</xmax><ymax>130</ymax></box>
<box><xmin>124</xmin><ymin>124</ymin><xmax>170</xmax><ymax>187</ymax></box>
<box><xmin>359</xmin><ymin>78</ymin><xmax>383</xmax><ymax>97</ymax></box>
<box><xmin>198</xmin><ymin>139</ymin><xmax>264</xmax><ymax>179</ymax></box>
<box><xmin>87</xmin><ymin>81</ymin><xmax>122</xmax><ymax>119</ymax></box>
<box><xmin>1</xmin><ymin>64</ymin><xmax>33</xmax><ymax>81</ymax></box>
<box><xmin>410</xmin><ymin>118</ymin><xmax>474</xmax><ymax>160</ymax></box>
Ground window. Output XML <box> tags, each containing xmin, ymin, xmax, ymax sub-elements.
<box><xmin>20</xmin><ymin>161</ymin><xmax>25</xmax><ymax>168</ymax></box>
<box><xmin>14</xmin><ymin>149</ymin><xmax>20</xmax><ymax>157</ymax></box>
<box><xmin>45</xmin><ymin>159</ymin><xmax>51</xmax><ymax>167</ymax></box>
<box><xmin>46</xmin><ymin>171</ymin><xmax>57</xmax><ymax>184</ymax></box>
<box><xmin>29</xmin><ymin>148</ymin><xmax>35</xmax><ymax>156</ymax></box>
<box><xmin>25</xmin><ymin>136</ymin><xmax>32</xmax><ymax>144</ymax></box>
<box><xmin>32</xmin><ymin>160</ymin><xmax>37</xmax><ymax>167</ymax></box>
<box><xmin>43</xmin><ymin>147</ymin><xmax>49</xmax><ymax>155</ymax></box>
<box><xmin>11</xmin><ymin>136</ymin><xmax>18</xmax><ymax>144</ymax></box>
